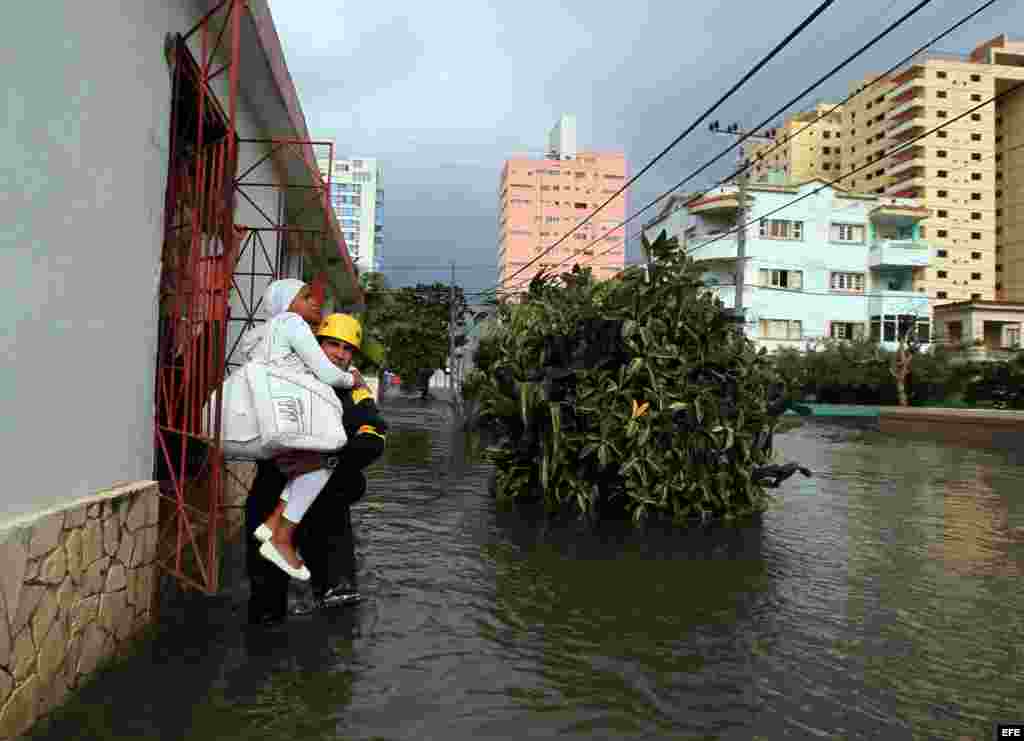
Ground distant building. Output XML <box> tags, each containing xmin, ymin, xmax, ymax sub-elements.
<box><xmin>645</xmin><ymin>179</ymin><xmax>933</xmax><ymax>351</ymax></box>
<box><xmin>497</xmin><ymin>116</ymin><xmax>627</xmax><ymax>291</ymax></box>
<box><xmin>745</xmin><ymin>35</ymin><xmax>1024</xmax><ymax>307</ymax></box>
<box><xmin>317</xmin><ymin>155</ymin><xmax>384</xmax><ymax>273</ymax></box>
<box><xmin>744</xmin><ymin>102</ymin><xmax>845</xmax><ymax>184</ymax></box>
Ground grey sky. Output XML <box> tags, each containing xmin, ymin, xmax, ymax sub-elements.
<box><xmin>268</xmin><ymin>0</ymin><xmax>1022</xmax><ymax>296</ymax></box>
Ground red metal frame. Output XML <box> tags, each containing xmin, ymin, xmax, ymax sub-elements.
<box><xmin>154</xmin><ymin>0</ymin><xmax>359</xmax><ymax>594</ymax></box>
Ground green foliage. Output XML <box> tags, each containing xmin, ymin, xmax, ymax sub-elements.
<box><xmin>365</xmin><ymin>281</ymin><xmax>468</xmax><ymax>381</ymax></box>
<box><xmin>473</xmin><ymin>232</ymin><xmax>788</xmax><ymax>524</ymax></box>
<box><xmin>963</xmin><ymin>351</ymin><xmax>1024</xmax><ymax>408</ymax></box>
<box><xmin>769</xmin><ymin>340</ymin><xmax>1019</xmax><ymax>407</ymax></box>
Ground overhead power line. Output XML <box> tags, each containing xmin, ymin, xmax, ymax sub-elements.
<box><xmin>490</xmin><ymin>0</ymin><xmax>840</xmax><ymax>291</ymax></box>
<box><xmin>692</xmin><ymin>80</ymin><xmax>1024</xmax><ymax>254</ymax></box>
<box><xmin>502</xmin><ymin>0</ymin><xmax>996</xmax><ymax>290</ymax></box>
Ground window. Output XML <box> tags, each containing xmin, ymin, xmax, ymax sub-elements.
<box><xmin>937</xmin><ymin>130</ymin><xmax>948</xmax><ymax>139</ymax></box>
<box><xmin>937</xmin><ymin>90</ymin><xmax>948</xmax><ymax>98</ymax></box>
<box><xmin>937</xmin><ymin>291</ymin><xmax>948</xmax><ymax>299</ymax></box>
<box><xmin>972</xmin><ymin>251</ymin><xmax>983</xmax><ymax>259</ymax></box>
<box><xmin>937</xmin><ymin>210</ymin><xmax>948</xmax><ymax>218</ymax></box>
<box><xmin>831</xmin><ymin>223</ymin><xmax>865</xmax><ymax>243</ymax></box>
<box><xmin>971</xmin><ymin>114</ymin><xmax>982</xmax><ymax>122</ymax></box>
<box><xmin>938</xmin><ymin>230</ymin><xmax>948</xmax><ymax>237</ymax></box>
<box><xmin>972</xmin><ymin>192</ymin><xmax>982</xmax><ymax>200</ymax></box>
<box><xmin>937</xmin><ymin>71</ymin><xmax>947</xmax><ymax>79</ymax></box>
<box><xmin>760</xmin><ymin>319</ymin><xmax>802</xmax><ymax>340</ymax></box>
<box><xmin>937</xmin><ymin>111</ymin><xmax>948</xmax><ymax>118</ymax></box>
<box><xmin>937</xmin><ymin>150</ymin><xmax>948</xmax><ymax>158</ymax></box>
<box><xmin>937</xmin><ymin>170</ymin><xmax>948</xmax><ymax>178</ymax></box>
<box><xmin>972</xmin><ymin>93</ymin><xmax>982</xmax><ymax>102</ymax></box>
<box><xmin>971</xmin><ymin>153</ymin><xmax>982</xmax><ymax>162</ymax></box>
<box><xmin>972</xmin><ymin>133</ymin><xmax>982</xmax><ymax>142</ymax></box>
<box><xmin>971</xmin><ymin>73</ymin><xmax>981</xmax><ymax>82</ymax></box>
<box><xmin>823</xmin><ymin>146</ymin><xmax>832</xmax><ymax>154</ymax></box>
<box><xmin>830</xmin><ymin>322</ymin><xmax>865</xmax><ymax>340</ymax></box>
<box><xmin>972</xmin><ymin>173</ymin><xmax>982</xmax><ymax>181</ymax></box>
<box><xmin>971</xmin><ymin>293</ymin><xmax>983</xmax><ymax>300</ymax></box>
<box><xmin>971</xmin><ymin>212</ymin><xmax>982</xmax><ymax>220</ymax></box>
<box><xmin>759</xmin><ymin>219</ymin><xmax>803</xmax><ymax>240</ymax></box>
<box><xmin>937</xmin><ymin>190</ymin><xmax>948</xmax><ymax>198</ymax></box>
<box><xmin>937</xmin><ymin>270</ymin><xmax>948</xmax><ymax>278</ymax></box>
<box><xmin>830</xmin><ymin>272</ymin><xmax>865</xmax><ymax>292</ymax></box>
<box><xmin>971</xmin><ymin>273</ymin><xmax>982</xmax><ymax>280</ymax></box>
<box><xmin>759</xmin><ymin>269</ymin><xmax>803</xmax><ymax>289</ymax></box>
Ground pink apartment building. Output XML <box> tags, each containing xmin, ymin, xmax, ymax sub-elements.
<box><xmin>497</xmin><ymin>150</ymin><xmax>628</xmax><ymax>291</ymax></box>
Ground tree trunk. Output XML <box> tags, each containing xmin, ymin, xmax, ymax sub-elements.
<box><xmin>896</xmin><ymin>377</ymin><xmax>909</xmax><ymax>407</ymax></box>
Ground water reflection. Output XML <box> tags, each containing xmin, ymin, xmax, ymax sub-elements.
<box><xmin>482</xmin><ymin>512</ymin><xmax>773</xmax><ymax>737</ymax></box>
<box><xmin>26</xmin><ymin>405</ymin><xmax>1024</xmax><ymax>741</ymax></box>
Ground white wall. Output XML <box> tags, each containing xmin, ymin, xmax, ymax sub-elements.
<box><xmin>0</xmin><ymin>0</ymin><xmax>291</xmax><ymax>522</ymax></box>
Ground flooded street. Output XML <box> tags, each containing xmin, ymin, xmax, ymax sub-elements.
<box><xmin>30</xmin><ymin>395</ymin><xmax>1024</xmax><ymax>741</ymax></box>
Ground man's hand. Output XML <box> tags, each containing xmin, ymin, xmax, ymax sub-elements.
<box><xmin>350</xmin><ymin>367</ymin><xmax>366</xmax><ymax>388</ymax></box>
<box><xmin>274</xmin><ymin>451</ymin><xmax>325</xmax><ymax>477</ymax></box>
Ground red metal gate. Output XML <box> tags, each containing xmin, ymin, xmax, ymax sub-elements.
<box><xmin>155</xmin><ymin>0</ymin><xmax>360</xmax><ymax>593</ymax></box>
<box><xmin>154</xmin><ymin>0</ymin><xmax>242</xmax><ymax>594</ymax></box>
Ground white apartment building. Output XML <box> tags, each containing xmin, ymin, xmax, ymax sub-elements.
<box><xmin>644</xmin><ymin>180</ymin><xmax>933</xmax><ymax>350</ymax></box>
<box><xmin>318</xmin><ymin>155</ymin><xmax>384</xmax><ymax>273</ymax></box>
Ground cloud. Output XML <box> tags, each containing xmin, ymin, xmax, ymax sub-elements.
<box><xmin>268</xmin><ymin>0</ymin><xmax>1024</xmax><ymax>294</ymax></box>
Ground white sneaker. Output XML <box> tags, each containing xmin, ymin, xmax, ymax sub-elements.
<box><xmin>259</xmin><ymin>541</ymin><xmax>311</xmax><ymax>581</ymax></box>
<box><xmin>253</xmin><ymin>524</ymin><xmax>273</xmax><ymax>542</ymax></box>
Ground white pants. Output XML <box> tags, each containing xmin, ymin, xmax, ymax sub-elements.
<box><xmin>281</xmin><ymin>468</ymin><xmax>331</xmax><ymax>524</ymax></box>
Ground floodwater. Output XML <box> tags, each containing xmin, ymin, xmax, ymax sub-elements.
<box><xmin>30</xmin><ymin>396</ymin><xmax>1024</xmax><ymax>741</ymax></box>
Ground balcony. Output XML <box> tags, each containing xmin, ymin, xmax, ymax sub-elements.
<box><xmin>888</xmin><ymin>77</ymin><xmax>925</xmax><ymax>101</ymax></box>
<box><xmin>888</xmin><ymin>117</ymin><xmax>926</xmax><ymax>141</ymax></box>
<box><xmin>687</xmin><ymin>192</ymin><xmax>746</xmax><ymax>215</ymax></box>
<box><xmin>888</xmin><ymin>98</ymin><xmax>925</xmax><ymax>119</ymax></box>
<box><xmin>868</xmin><ymin>289</ymin><xmax>930</xmax><ymax>319</ymax></box>
<box><xmin>884</xmin><ymin>171</ymin><xmax>926</xmax><ymax>197</ymax></box>
<box><xmin>886</xmin><ymin>144</ymin><xmax>924</xmax><ymax>172</ymax></box>
<box><xmin>687</xmin><ymin>231</ymin><xmax>740</xmax><ymax>261</ymax></box>
<box><xmin>870</xmin><ymin>239</ymin><xmax>930</xmax><ymax>269</ymax></box>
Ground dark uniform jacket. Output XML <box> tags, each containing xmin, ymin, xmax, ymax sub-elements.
<box><xmin>245</xmin><ymin>385</ymin><xmax>388</xmax><ymax>625</ymax></box>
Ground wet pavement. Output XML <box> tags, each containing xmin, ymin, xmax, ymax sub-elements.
<box><xmin>28</xmin><ymin>394</ymin><xmax>1024</xmax><ymax>741</ymax></box>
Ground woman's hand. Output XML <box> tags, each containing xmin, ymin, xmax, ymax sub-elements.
<box><xmin>275</xmin><ymin>451</ymin><xmax>325</xmax><ymax>477</ymax></box>
<box><xmin>350</xmin><ymin>367</ymin><xmax>366</xmax><ymax>388</ymax></box>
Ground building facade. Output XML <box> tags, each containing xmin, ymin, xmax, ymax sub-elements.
<box><xmin>645</xmin><ymin>180</ymin><xmax>933</xmax><ymax>351</ymax></box>
<box><xmin>746</xmin><ymin>36</ymin><xmax>1024</xmax><ymax>307</ymax></box>
<box><xmin>745</xmin><ymin>102</ymin><xmax>845</xmax><ymax>183</ymax></box>
<box><xmin>318</xmin><ymin>156</ymin><xmax>384</xmax><ymax>273</ymax></box>
<box><xmin>0</xmin><ymin>2</ymin><xmax>356</xmax><ymax>733</ymax></box>
<box><xmin>497</xmin><ymin>117</ymin><xmax>627</xmax><ymax>290</ymax></box>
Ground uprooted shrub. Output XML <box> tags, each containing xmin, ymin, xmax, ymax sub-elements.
<box><xmin>472</xmin><ymin>232</ymin><xmax>805</xmax><ymax>524</ymax></box>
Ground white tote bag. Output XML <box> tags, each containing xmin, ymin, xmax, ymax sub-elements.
<box><xmin>215</xmin><ymin>364</ymin><xmax>266</xmax><ymax>460</ymax></box>
<box><xmin>209</xmin><ymin>318</ymin><xmax>348</xmax><ymax>460</ymax></box>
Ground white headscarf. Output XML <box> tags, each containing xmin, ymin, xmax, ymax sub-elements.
<box><xmin>262</xmin><ymin>279</ymin><xmax>306</xmax><ymax>318</ymax></box>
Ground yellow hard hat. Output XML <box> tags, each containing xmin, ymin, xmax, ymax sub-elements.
<box><xmin>316</xmin><ymin>313</ymin><xmax>362</xmax><ymax>350</ymax></box>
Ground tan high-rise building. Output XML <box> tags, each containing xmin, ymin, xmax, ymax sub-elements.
<box><xmin>751</xmin><ymin>35</ymin><xmax>1024</xmax><ymax>306</ymax></box>
<box><xmin>745</xmin><ymin>103</ymin><xmax>845</xmax><ymax>183</ymax></box>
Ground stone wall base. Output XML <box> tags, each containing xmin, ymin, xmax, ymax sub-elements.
<box><xmin>0</xmin><ymin>482</ymin><xmax>160</xmax><ymax>739</ymax></box>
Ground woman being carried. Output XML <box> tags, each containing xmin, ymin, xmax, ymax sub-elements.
<box><xmin>240</xmin><ymin>279</ymin><xmax>363</xmax><ymax>580</ymax></box>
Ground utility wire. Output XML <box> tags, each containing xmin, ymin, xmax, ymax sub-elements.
<box><xmin>491</xmin><ymin>0</ymin><xmax>840</xmax><ymax>291</ymax></box>
<box><xmin>499</xmin><ymin>0</ymin><xmax>997</xmax><ymax>291</ymax></box>
<box><xmin>691</xmin><ymin>80</ymin><xmax>1024</xmax><ymax>254</ymax></box>
<box><xmin>504</xmin><ymin>94</ymin><xmax>1019</xmax><ymax>298</ymax></box>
